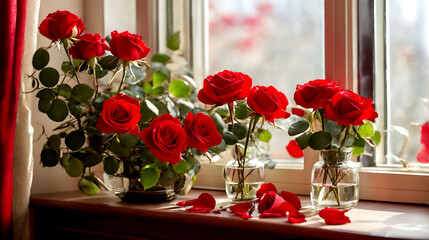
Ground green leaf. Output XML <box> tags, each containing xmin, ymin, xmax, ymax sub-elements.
<box><xmin>143</xmin><ymin>82</ymin><xmax>152</xmax><ymax>94</ymax></box>
<box><xmin>78</xmin><ymin>177</ymin><xmax>100</xmax><ymax>196</ymax></box>
<box><xmin>325</xmin><ymin>119</ymin><xmax>342</xmax><ymax>139</ymax></box>
<box><xmin>210</xmin><ymin>112</ymin><xmax>225</xmax><ymax>134</ymax></box>
<box><xmin>61</xmin><ymin>62</ymin><xmax>74</xmax><ymax>76</ymax></box>
<box><xmin>71</xmin><ymin>84</ymin><xmax>94</xmax><ymax>103</ymax></box>
<box><xmin>65</xmin><ymin>130</ymin><xmax>85</xmax><ymax>151</ymax></box>
<box><xmin>103</xmin><ymin>156</ymin><xmax>120</xmax><ymax>175</ymax></box>
<box><xmin>151</xmin><ymin>53</ymin><xmax>171</xmax><ymax>64</ymax></box>
<box><xmin>352</xmin><ymin>138</ymin><xmax>366</xmax><ymax>156</ymax></box>
<box><xmin>258</xmin><ymin>129</ymin><xmax>272</xmax><ymax>142</ymax></box>
<box><xmin>65</xmin><ymin>157</ymin><xmax>84</xmax><ymax>177</ymax></box>
<box><xmin>32</xmin><ymin>48</ymin><xmax>49</xmax><ymax>70</ymax></box>
<box><xmin>39</xmin><ymin>67</ymin><xmax>60</xmax><ymax>87</ymax></box>
<box><xmin>167</xmin><ymin>31</ymin><xmax>181</xmax><ymax>50</ymax></box>
<box><xmin>169</xmin><ymin>79</ymin><xmax>190</xmax><ymax>98</ymax></box>
<box><xmin>152</xmin><ymin>86</ymin><xmax>165</xmax><ymax>95</ymax></box>
<box><xmin>128</xmin><ymin>85</ymin><xmax>146</xmax><ymax>100</ymax></box>
<box><xmin>158</xmin><ymin>168</ymin><xmax>177</xmax><ymax>186</ymax></box>
<box><xmin>56</xmin><ymin>84</ymin><xmax>72</xmax><ymax>98</ymax></box>
<box><xmin>358</xmin><ymin>122</ymin><xmax>375</xmax><ymax>138</ymax></box>
<box><xmin>208</xmin><ymin>139</ymin><xmax>227</xmax><ymax>153</ymax></box>
<box><xmin>60</xmin><ymin>153</ymin><xmax>70</xmax><ymax>167</ymax></box>
<box><xmin>94</xmin><ymin>65</ymin><xmax>108</xmax><ymax>79</ymax></box>
<box><xmin>308</xmin><ymin>131</ymin><xmax>332</xmax><ymax>150</ymax></box>
<box><xmin>47</xmin><ymin>99</ymin><xmax>69</xmax><ymax>122</ymax></box>
<box><xmin>288</xmin><ymin>120</ymin><xmax>310</xmax><ymax>136</ymax></box>
<box><xmin>140</xmin><ymin>165</ymin><xmax>160</xmax><ymax>190</ymax></box>
<box><xmin>172</xmin><ymin>159</ymin><xmax>190</xmax><ymax>174</ymax></box>
<box><xmin>93</xmin><ymin>92</ymin><xmax>113</xmax><ymax>111</ymax></box>
<box><xmin>295</xmin><ymin>132</ymin><xmax>312</xmax><ymax>150</ymax></box>
<box><xmin>81</xmin><ymin>152</ymin><xmax>103</xmax><ymax>167</ymax></box>
<box><xmin>98</xmin><ymin>55</ymin><xmax>117</xmax><ymax>70</ymax></box>
<box><xmin>69</xmin><ymin>105</ymin><xmax>84</xmax><ymax>117</ymax></box>
<box><xmin>40</xmin><ymin>149</ymin><xmax>60</xmax><ymax>167</ymax></box>
<box><xmin>47</xmin><ymin>134</ymin><xmax>61</xmax><ymax>150</ymax></box>
<box><xmin>140</xmin><ymin>100</ymin><xmax>159</xmax><ymax>123</ymax></box>
<box><xmin>372</xmin><ymin>131</ymin><xmax>381</xmax><ymax>145</ymax></box>
<box><xmin>214</xmin><ymin>106</ymin><xmax>229</xmax><ymax>117</ymax></box>
<box><xmin>38</xmin><ymin>98</ymin><xmax>52</xmax><ymax>113</ymax></box>
<box><xmin>235</xmin><ymin>101</ymin><xmax>253</xmax><ymax>120</ymax></box>
<box><xmin>151</xmin><ymin>62</ymin><xmax>170</xmax><ymax>78</ymax></box>
<box><xmin>222</xmin><ymin>131</ymin><xmax>238</xmax><ymax>145</ymax></box>
<box><xmin>179</xmin><ymin>101</ymin><xmax>194</xmax><ymax>119</ymax></box>
<box><xmin>109</xmin><ymin>138</ymin><xmax>130</xmax><ymax>157</ymax></box>
<box><xmin>119</xmin><ymin>133</ymin><xmax>140</xmax><ymax>148</ymax></box>
<box><xmin>231</xmin><ymin>123</ymin><xmax>247</xmax><ymax>140</ymax></box>
<box><xmin>152</xmin><ymin>71</ymin><xmax>167</xmax><ymax>86</ymax></box>
<box><xmin>36</xmin><ymin>89</ymin><xmax>56</xmax><ymax>100</ymax></box>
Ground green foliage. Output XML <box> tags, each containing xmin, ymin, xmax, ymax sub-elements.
<box><xmin>152</xmin><ymin>71</ymin><xmax>167</xmax><ymax>86</ymax></box>
<box><xmin>372</xmin><ymin>131</ymin><xmax>381</xmax><ymax>145</ymax></box>
<box><xmin>352</xmin><ymin>138</ymin><xmax>366</xmax><ymax>156</ymax></box>
<box><xmin>81</xmin><ymin>152</ymin><xmax>103</xmax><ymax>167</ymax></box>
<box><xmin>47</xmin><ymin>99</ymin><xmax>69</xmax><ymax>122</ymax></box>
<box><xmin>210</xmin><ymin>112</ymin><xmax>225</xmax><ymax>134</ymax></box>
<box><xmin>65</xmin><ymin>130</ymin><xmax>85</xmax><ymax>151</ymax></box>
<box><xmin>151</xmin><ymin>53</ymin><xmax>171</xmax><ymax>64</ymax></box>
<box><xmin>69</xmin><ymin>105</ymin><xmax>84</xmax><ymax>117</ymax></box>
<box><xmin>79</xmin><ymin>177</ymin><xmax>100</xmax><ymax>196</ymax></box>
<box><xmin>308</xmin><ymin>131</ymin><xmax>332</xmax><ymax>150</ymax></box>
<box><xmin>40</xmin><ymin>149</ymin><xmax>60</xmax><ymax>167</ymax></box>
<box><xmin>358</xmin><ymin>122</ymin><xmax>375</xmax><ymax>138</ymax></box>
<box><xmin>140</xmin><ymin>165</ymin><xmax>160</xmax><ymax>190</ymax></box>
<box><xmin>288</xmin><ymin>120</ymin><xmax>310</xmax><ymax>136</ymax></box>
<box><xmin>235</xmin><ymin>101</ymin><xmax>253</xmax><ymax>120</ymax></box>
<box><xmin>169</xmin><ymin>79</ymin><xmax>190</xmax><ymax>98</ymax></box>
<box><xmin>231</xmin><ymin>123</ymin><xmax>247</xmax><ymax>140</ymax></box>
<box><xmin>103</xmin><ymin>156</ymin><xmax>120</xmax><ymax>175</ymax></box>
<box><xmin>209</xmin><ymin>139</ymin><xmax>227</xmax><ymax>153</ymax></box>
<box><xmin>257</xmin><ymin>129</ymin><xmax>272</xmax><ymax>142</ymax></box>
<box><xmin>39</xmin><ymin>67</ymin><xmax>60</xmax><ymax>87</ymax></box>
<box><xmin>167</xmin><ymin>31</ymin><xmax>181</xmax><ymax>50</ymax></box>
<box><xmin>56</xmin><ymin>84</ymin><xmax>72</xmax><ymax>98</ymax></box>
<box><xmin>98</xmin><ymin>55</ymin><xmax>117</xmax><ymax>70</ymax></box>
<box><xmin>222</xmin><ymin>131</ymin><xmax>238</xmax><ymax>145</ymax></box>
<box><xmin>172</xmin><ymin>159</ymin><xmax>190</xmax><ymax>174</ymax></box>
<box><xmin>38</xmin><ymin>98</ymin><xmax>51</xmax><ymax>113</ymax></box>
<box><xmin>295</xmin><ymin>132</ymin><xmax>312</xmax><ymax>150</ymax></box>
<box><xmin>64</xmin><ymin>158</ymin><xmax>84</xmax><ymax>177</ymax></box>
<box><xmin>140</xmin><ymin>100</ymin><xmax>159</xmax><ymax>123</ymax></box>
<box><xmin>71</xmin><ymin>84</ymin><xmax>94</xmax><ymax>103</ymax></box>
<box><xmin>119</xmin><ymin>133</ymin><xmax>139</xmax><ymax>148</ymax></box>
<box><xmin>36</xmin><ymin>89</ymin><xmax>56</xmax><ymax>100</ymax></box>
<box><xmin>32</xmin><ymin>48</ymin><xmax>49</xmax><ymax>70</ymax></box>
<box><xmin>47</xmin><ymin>134</ymin><xmax>61</xmax><ymax>150</ymax></box>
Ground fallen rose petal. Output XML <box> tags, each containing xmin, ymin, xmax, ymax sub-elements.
<box><xmin>260</xmin><ymin>212</ymin><xmax>283</xmax><ymax>218</ymax></box>
<box><xmin>280</xmin><ymin>191</ymin><xmax>302</xmax><ymax>210</ymax></box>
<box><xmin>230</xmin><ymin>202</ymin><xmax>254</xmax><ymax>219</ymax></box>
<box><xmin>186</xmin><ymin>193</ymin><xmax>216</xmax><ymax>213</ymax></box>
<box><xmin>292</xmin><ymin>108</ymin><xmax>305</xmax><ymax>117</ymax></box>
<box><xmin>286</xmin><ymin>140</ymin><xmax>304</xmax><ymax>158</ymax></box>
<box><xmin>256</xmin><ymin>183</ymin><xmax>278</xmax><ymax>199</ymax></box>
<box><xmin>288</xmin><ymin>211</ymin><xmax>307</xmax><ymax>223</ymax></box>
<box><xmin>212</xmin><ymin>210</ymin><xmax>221</xmax><ymax>214</ymax></box>
<box><xmin>176</xmin><ymin>199</ymin><xmax>197</xmax><ymax>206</ymax></box>
<box><xmin>318</xmin><ymin>207</ymin><xmax>351</xmax><ymax>225</ymax></box>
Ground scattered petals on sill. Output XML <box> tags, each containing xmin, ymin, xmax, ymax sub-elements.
<box><xmin>185</xmin><ymin>193</ymin><xmax>216</xmax><ymax>213</ymax></box>
<box><xmin>292</xmin><ymin>108</ymin><xmax>305</xmax><ymax>117</ymax></box>
<box><xmin>286</xmin><ymin>140</ymin><xmax>304</xmax><ymax>158</ymax></box>
<box><xmin>258</xmin><ymin>191</ymin><xmax>298</xmax><ymax>218</ymax></box>
<box><xmin>176</xmin><ymin>199</ymin><xmax>197</xmax><ymax>206</ymax></box>
<box><xmin>318</xmin><ymin>207</ymin><xmax>351</xmax><ymax>225</ymax></box>
<box><xmin>256</xmin><ymin>183</ymin><xmax>278</xmax><ymax>199</ymax></box>
<box><xmin>260</xmin><ymin>212</ymin><xmax>284</xmax><ymax>218</ymax></box>
<box><xmin>212</xmin><ymin>210</ymin><xmax>221</xmax><ymax>214</ymax></box>
<box><xmin>280</xmin><ymin>191</ymin><xmax>302</xmax><ymax>210</ymax></box>
<box><xmin>288</xmin><ymin>211</ymin><xmax>307</xmax><ymax>224</ymax></box>
<box><xmin>229</xmin><ymin>202</ymin><xmax>254</xmax><ymax>219</ymax></box>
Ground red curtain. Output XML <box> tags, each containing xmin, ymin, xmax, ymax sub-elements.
<box><xmin>0</xmin><ymin>0</ymin><xmax>27</xmax><ymax>239</ymax></box>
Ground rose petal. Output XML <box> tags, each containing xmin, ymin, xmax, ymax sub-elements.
<box><xmin>292</xmin><ymin>108</ymin><xmax>305</xmax><ymax>117</ymax></box>
<box><xmin>256</xmin><ymin>183</ymin><xmax>278</xmax><ymax>199</ymax></box>
<box><xmin>186</xmin><ymin>193</ymin><xmax>216</xmax><ymax>213</ymax></box>
<box><xmin>288</xmin><ymin>211</ymin><xmax>307</xmax><ymax>223</ymax></box>
<box><xmin>260</xmin><ymin>212</ymin><xmax>284</xmax><ymax>218</ymax></box>
<box><xmin>417</xmin><ymin>145</ymin><xmax>429</xmax><ymax>164</ymax></box>
<box><xmin>176</xmin><ymin>199</ymin><xmax>197</xmax><ymax>206</ymax></box>
<box><xmin>212</xmin><ymin>210</ymin><xmax>221</xmax><ymax>214</ymax></box>
<box><xmin>279</xmin><ymin>191</ymin><xmax>302</xmax><ymax>210</ymax></box>
<box><xmin>229</xmin><ymin>202</ymin><xmax>253</xmax><ymax>219</ymax></box>
<box><xmin>286</xmin><ymin>140</ymin><xmax>304</xmax><ymax>158</ymax></box>
<box><xmin>318</xmin><ymin>207</ymin><xmax>351</xmax><ymax>225</ymax></box>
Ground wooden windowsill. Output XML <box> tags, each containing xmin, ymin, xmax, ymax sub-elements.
<box><xmin>30</xmin><ymin>189</ymin><xmax>429</xmax><ymax>240</ymax></box>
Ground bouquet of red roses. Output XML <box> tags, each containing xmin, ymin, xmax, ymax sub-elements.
<box><xmin>32</xmin><ymin>10</ymin><xmax>223</xmax><ymax>198</ymax></box>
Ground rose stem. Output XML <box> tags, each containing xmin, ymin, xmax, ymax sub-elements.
<box><xmin>117</xmin><ymin>65</ymin><xmax>128</xmax><ymax>94</ymax></box>
<box><xmin>228</xmin><ymin>102</ymin><xmax>234</xmax><ymax>128</ymax></box>
<box><xmin>64</xmin><ymin>47</ymin><xmax>80</xmax><ymax>84</ymax></box>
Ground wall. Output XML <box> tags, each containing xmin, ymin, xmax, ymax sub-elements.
<box><xmin>31</xmin><ymin>0</ymin><xmax>85</xmax><ymax>194</ymax></box>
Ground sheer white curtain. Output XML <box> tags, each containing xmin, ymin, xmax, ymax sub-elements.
<box><xmin>13</xmin><ymin>0</ymin><xmax>40</xmax><ymax>239</ymax></box>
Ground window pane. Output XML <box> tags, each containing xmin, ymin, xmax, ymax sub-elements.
<box><xmin>208</xmin><ymin>0</ymin><xmax>324</xmax><ymax>159</ymax></box>
<box><xmin>387</xmin><ymin>0</ymin><xmax>429</xmax><ymax>164</ymax></box>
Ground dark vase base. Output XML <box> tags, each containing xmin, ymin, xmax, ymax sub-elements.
<box><xmin>119</xmin><ymin>190</ymin><xmax>177</xmax><ymax>203</ymax></box>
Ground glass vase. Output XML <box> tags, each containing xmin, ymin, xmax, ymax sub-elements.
<box><xmin>311</xmin><ymin>148</ymin><xmax>360</xmax><ymax>210</ymax></box>
<box><xmin>223</xmin><ymin>147</ymin><xmax>265</xmax><ymax>203</ymax></box>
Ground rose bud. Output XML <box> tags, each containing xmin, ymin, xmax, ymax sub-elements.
<box><xmin>39</xmin><ymin>10</ymin><xmax>85</xmax><ymax>41</ymax></box>
<box><xmin>109</xmin><ymin>30</ymin><xmax>151</xmax><ymax>61</ymax></box>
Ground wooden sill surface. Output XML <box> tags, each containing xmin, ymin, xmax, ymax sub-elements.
<box><xmin>30</xmin><ymin>189</ymin><xmax>429</xmax><ymax>240</ymax></box>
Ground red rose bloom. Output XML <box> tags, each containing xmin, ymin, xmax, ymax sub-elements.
<box><xmin>324</xmin><ymin>90</ymin><xmax>378</xmax><ymax>126</ymax></box>
<box><xmin>256</xmin><ymin>183</ymin><xmax>278</xmax><ymax>199</ymax></box>
<box><xmin>69</xmin><ymin>33</ymin><xmax>110</xmax><ymax>60</ymax></box>
<box><xmin>258</xmin><ymin>191</ymin><xmax>297</xmax><ymax>218</ymax></box>
<box><xmin>294</xmin><ymin>79</ymin><xmax>340</xmax><ymax>109</ymax></box>
<box><xmin>184</xmin><ymin>112</ymin><xmax>223</xmax><ymax>152</ymax></box>
<box><xmin>39</xmin><ymin>10</ymin><xmax>85</xmax><ymax>41</ymax></box>
<box><xmin>96</xmin><ymin>93</ymin><xmax>141</xmax><ymax>135</ymax></box>
<box><xmin>247</xmin><ymin>86</ymin><xmax>290</xmax><ymax>123</ymax></box>
<box><xmin>198</xmin><ymin>70</ymin><xmax>252</xmax><ymax>106</ymax></box>
<box><xmin>139</xmin><ymin>114</ymin><xmax>188</xmax><ymax>165</ymax></box>
<box><xmin>109</xmin><ymin>30</ymin><xmax>150</xmax><ymax>61</ymax></box>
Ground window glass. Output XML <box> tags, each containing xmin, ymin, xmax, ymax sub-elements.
<box><xmin>208</xmin><ymin>0</ymin><xmax>324</xmax><ymax>159</ymax></box>
<box><xmin>387</xmin><ymin>0</ymin><xmax>429</xmax><ymax>165</ymax></box>
<box><xmin>104</xmin><ymin>0</ymin><xmax>136</xmax><ymax>35</ymax></box>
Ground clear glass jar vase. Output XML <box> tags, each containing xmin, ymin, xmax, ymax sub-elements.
<box><xmin>223</xmin><ymin>147</ymin><xmax>265</xmax><ymax>203</ymax></box>
<box><xmin>311</xmin><ymin>148</ymin><xmax>360</xmax><ymax>210</ymax></box>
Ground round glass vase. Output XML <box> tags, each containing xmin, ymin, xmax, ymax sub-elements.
<box><xmin>311</xmin><ymin>148</ymin><xmax>360</xmax><ymax>210</ymax></box>
<box><xmin>223</xmin><ymin>147</ymin><xmax>265</xmax><ymax>203</ymax></box>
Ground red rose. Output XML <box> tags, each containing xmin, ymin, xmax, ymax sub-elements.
<box><xmin>109</xmin><ymin>30</ymin><xmax>150</xmax><ymax>61</ymax></box>
<box><xmin>258</xmin><ymin>191</ymin><xmax>297</xmax><ymax>218</ymax></box>
<box><xmin>324</xmin><ymin>90</ymin><xmax>378</xmax><ymax>126</ymax></box>
<box><xmin>96</xmin><ymin>93</ymin><xmax>141</xmax><ymax>135</ymax></box>
<box><xmin>247</xmin><ymin>86</ymin><xmax>290</xmax><ymax>123</ymax></box>
<box><xmin>294</xmin><ymin>79</ymin><xmax>340</xmax><ymax>109</ymax></box>
<box><xmin>184</xmin><ymin>112</ymin><xmax>223</xmax><ymax>152</ymax></box>
<box><xmin>256</xmin><ymin>183</ymin><xmax>278</xmax><ymax>199</ymax></box>
<box><xmin>139</xmin><ymin>114</ymin><xmax>188</xmax><ymax>165</ymax></box>
<box><xmin>318</xmin><ymin>207</ymin><xmax>351</xmax><ymax>225</ymax></box>
<box><xmin>69</xmin><ymin>33</ymin><xmax>110</xmax><ymax>60</ymax></box>
<box><xmin>39</xmin><ymin>10</ymin><xmax>85</xmax><ymax>41</ymax></box>
<box><xmin>198</xmin><ymin>70</ymin><xmax>252</xmax><ymax>106</ymax></box>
